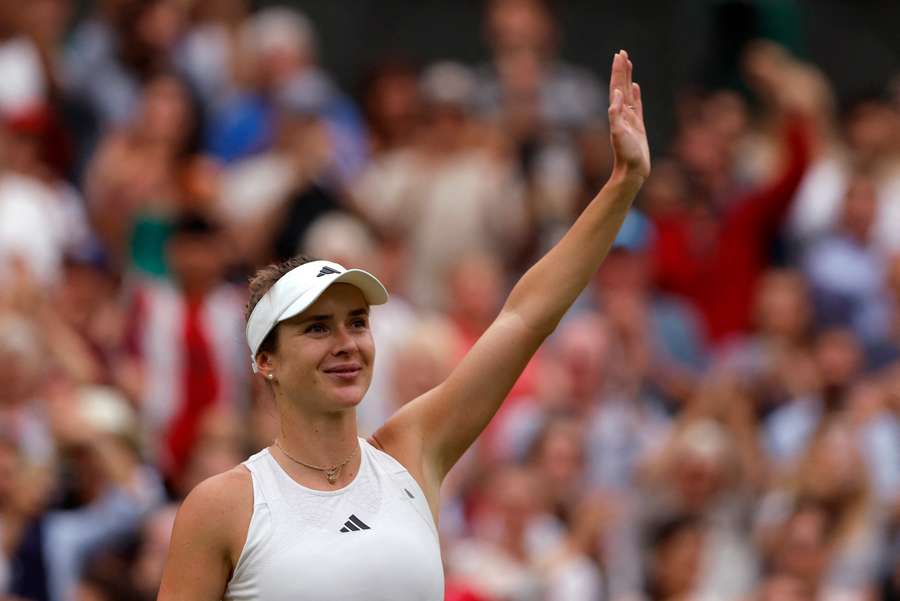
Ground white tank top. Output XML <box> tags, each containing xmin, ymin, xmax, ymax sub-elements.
<box><xmin>224</xmin><ymin>438</ymin><xmax>444</xmax><ymax>601</ymax></box>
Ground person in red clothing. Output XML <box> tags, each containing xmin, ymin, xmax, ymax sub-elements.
<box><xmin>126</xmin><ymin>213</ymin><xmax>249</xmax><ymax>480</ymax></box>
<box><xmin>649</xmin><ymin>47</ymin><xmax>819</xmax><ymax>344</ymax></box>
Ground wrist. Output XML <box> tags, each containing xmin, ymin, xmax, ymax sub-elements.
<box><xmin>610</xmin><ymin>164</ymin><xmax>648</xmax><ymax>191</ymax></box>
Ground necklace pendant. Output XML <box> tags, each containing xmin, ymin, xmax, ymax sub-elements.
<box><xmin>325</xmin><ymin>467</ymin><xmax>339</xmax><ymax>484</ymax></box>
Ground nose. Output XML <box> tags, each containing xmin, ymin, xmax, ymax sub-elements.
<box><xmin>331</xmin><ymin>324</ymin><xmax>357</xmax><ymax>356</ymax></box>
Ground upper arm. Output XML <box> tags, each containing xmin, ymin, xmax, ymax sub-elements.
<box><xmin>157</xmin><ymin>467</ymin><xmax>252</xmax><ymax>601</ymax></box>
<box><xmin>375</xmin><ymin>310</ymin><xmax>546</xmax><ymax>489</ymax></box>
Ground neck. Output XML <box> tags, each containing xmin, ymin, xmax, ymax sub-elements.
<box><xmin>276</xmin><ymin>401</ymin><xmax>360</xmax><ymax>468</ymax></box>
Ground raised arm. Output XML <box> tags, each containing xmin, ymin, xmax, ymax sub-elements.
<box><xmin>374</xmin><ymin>51</ymin><xmax>650</xmax><ymax>510</ymax></box>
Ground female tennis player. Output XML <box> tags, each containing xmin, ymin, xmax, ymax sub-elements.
<box><xmin>157</xmin><ymin>50</ymin><xmax>649</xmax><ymax>601</ymax></box>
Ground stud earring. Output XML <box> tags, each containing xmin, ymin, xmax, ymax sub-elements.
<box><xmin>266</xmin><ymin>373</ymin><xmax>274</xmax><ymax>381</ymax></box>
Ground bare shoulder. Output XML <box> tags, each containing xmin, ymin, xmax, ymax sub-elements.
<box><xmin>176</xmin><ymin>466</ymin><xmax>253</xmax><ymax>559</ymax></box>
<box><xmin>182</xmin><ymin>466</ymin><xmax>252</xmax><ymax>515</ymax></box>
<box><xmin>159</xmin><ymin>467</ymin><xmax>253</xmax><ymax>600</ymax></box>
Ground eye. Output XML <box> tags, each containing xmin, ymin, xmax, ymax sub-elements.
<box><xmin>305</xmin><ymin>322</ymin><xmax>328</xmax><ymax>334</ymax></box>
<box><xmin>351</xmin><ymin>317</ymin><xmax>369</xmax><ymax>330</ymax></box>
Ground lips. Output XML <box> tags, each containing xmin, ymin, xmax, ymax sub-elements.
<box><xmin>323</xmin><ymin>364</ymin><xmax>363</xmax><ymax>381</ymax></box>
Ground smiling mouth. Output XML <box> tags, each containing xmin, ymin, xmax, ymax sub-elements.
<box><xmin>323</xmin><ymin>366</ymin><xmax>362</xmax><ymax>381</ymax></box>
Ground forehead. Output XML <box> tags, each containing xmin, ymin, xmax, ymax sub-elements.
<box><xmin>292</xmin><ymin>284</ymin><xmax>368</xmax><ymax>321</ymax></box>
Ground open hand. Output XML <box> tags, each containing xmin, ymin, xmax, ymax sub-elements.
<box><xmin>609</xmin><ymin>50</ymin><xmax>650</xmax><ymax>179</ymax></box>
<box><xmin>742</xmin><ymin>40</ymin><xmax>830</xmax><ymax>118</ymax></box>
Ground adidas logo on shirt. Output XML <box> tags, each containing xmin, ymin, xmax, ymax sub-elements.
<box><xmin>339</xmin><ymin>514</ymin><xmax>370</xmax><ymax>533</ymax></box>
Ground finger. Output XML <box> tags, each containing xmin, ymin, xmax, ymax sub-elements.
<box><xmin>608</xmin><ymin>88</ymin><xmax>623</xmax><ymax>122</ymax></box>
<box><xmin>625</xmin><ymin>56</ymin><xmax>635</xmax><ymax>107</ymax></box>
<box><xmin>632</xmin><ymin>82</ymin><xmax>643</xmax><ymax>120</ymax></box>
<box><xmin>609</xmin><ymin>51</ymin><xmax>623</xmax><ymax>102</ymax></box>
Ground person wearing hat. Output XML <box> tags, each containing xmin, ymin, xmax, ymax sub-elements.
<box><xmin>158</xmin><ymin>50</ymin><xmax>649</xmax><ymax>601</ymax></box>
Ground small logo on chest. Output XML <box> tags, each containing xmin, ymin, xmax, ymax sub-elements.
<box><xmin>339</xmin><ymin>514</ymin><xmax>371</xmax><ymax>533</ymax></box>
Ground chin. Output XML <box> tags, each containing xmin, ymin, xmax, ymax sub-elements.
<box><xmin>328</xmin><ymin>384</ymin><xmax>368</xmax><ymax>409</ymax></box>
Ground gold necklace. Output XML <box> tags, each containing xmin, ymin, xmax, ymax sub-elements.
<box><xmin>274</xmin><ymin>439</ymin><xmax>358</xmax><ymax>484</ymax></box>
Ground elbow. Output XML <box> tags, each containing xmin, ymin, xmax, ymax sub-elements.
<box><xmin>498</xmin><ymin>306</ymin><xmax>560</xmax><ymax>343</ymax></box>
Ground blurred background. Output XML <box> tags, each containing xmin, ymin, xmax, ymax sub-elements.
<box><xmin>0</xmin><ymin>0</ymin><xmax>898</xmax><ymax>600</ymax></box>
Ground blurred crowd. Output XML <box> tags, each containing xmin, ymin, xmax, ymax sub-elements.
<box><xmin>0</xmin><ymin>1</ymin><xmax>898</xmax><ymax>600</ymax></box>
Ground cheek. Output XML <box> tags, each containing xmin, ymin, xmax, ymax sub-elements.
<box><xmin>360</xmin><ymin>332</ymin><xmax>376</xmax><ymax>366</ymax></box>
<box><xmin>279</xmin><ymin>340</ymin><xmax>326</xmax><ymax>376</ymax></box>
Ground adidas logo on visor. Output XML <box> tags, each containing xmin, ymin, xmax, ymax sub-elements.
<box><xmin>317</xmin><ymin>266</ymin><xmax>341</xmax><ymax>277</ymax></box>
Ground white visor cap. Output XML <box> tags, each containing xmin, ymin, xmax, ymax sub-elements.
<box><xmin>246</xmin><ymin>260</ymin><xmax>388</xmax><ymax>372</ymax></box>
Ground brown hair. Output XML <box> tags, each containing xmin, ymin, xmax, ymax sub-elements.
<box><xmin>245</xmin><ymin>255</ymin><xmax>319</xmax><ymax>355</ymax></box>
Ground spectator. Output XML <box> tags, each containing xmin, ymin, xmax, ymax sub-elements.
<box><xmin>0</xmin><ymin>313</ymin><xmax>53</xmax><ymax>466</ymax></box>
<box><xmin>718</xmin><ymin>269</ymin><xmax>816</xmax><ymax>413</ymax></box>
<box><xmin>447</xmin><ymin>464</ymin><xmax>597</xmax><ymax>601</ymax></box>
<box><xmin>866</xmin><ymin>253</ymin><xmax>900</xmax><ymax>369</ymax></box>
<box><xmin>640</xmin><ymin>411</ymin><xmax>759</xmax><ymax>601</ymax></box>
<box><xmin>757</xmin><ymin>418</ymin><xmax>885</xmax><ymax>599</ymax></box>
<box><xmin>645</xmin><ymin>515</ymin><xmax>706</xmax><ymax>601</ymax></box>
<box><xmin>650</xmin><ymin>45</ymin><xmax>817</xmax><ymax>343</ymax></box>
<box><xmin>803</xmin><ymin>171</ymin><xmax>889</xmax><ymax>343</ymax></box>
<box><xmin>475</xmin><ymin>0</ymin><xmax>604</xmax><ymax>140</ymax></box>
<box><xmin>592</xmin><ymin>211</ymin><xmax>708</xmax><ymax>406</ymax></box>
<box><xmin>765</xmin><ymin>327</ymin><xmax>864</xmax><ymax>467</ymax></box>
<box><xmin>359</xmin><ymin>57</ymin><xmax>423</xmax><ymax>156</ymax></box>
<box><xmin>175</xmin><ymin>0</ymin><xmax>250</xmax><ymax>111</ymax></box>
<box><xmin>205</xmin><ymin>6</ymin><xmax>367</xmax><ymax>185</ymax></box>
<box><xmin>125</xmin><ymin>212</ymin><xmax>247</xmax><ymax>480</ymax></box>
<box><xmin>84</xmin><ymin>72</ymin><xmax>200</xmax><ymax>272</ymax></box>
<box><xmin>354</xmin><ymin>61</ymin><xmax>528</xmax><ymax>310</ymax></box>
<box><xmin>65</xmin><ymin>0</ymin><xmax>189</xmax><ymax>130</ymax></box>
<box><xmin>10</xmin><ymin>383</ymin><xmax>164</xmax><ymax>601</ymax></box>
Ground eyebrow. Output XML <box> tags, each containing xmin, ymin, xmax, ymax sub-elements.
<box><xmin>298</xmin><ymin>308</ymin><xmax>369</xmax><ymax>324</ymax></box>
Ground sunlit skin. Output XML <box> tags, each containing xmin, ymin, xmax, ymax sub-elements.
<box><xmin>258</xmin><ymin>284</ymin><xmax>375</xmax><ymax>416</ymax></box>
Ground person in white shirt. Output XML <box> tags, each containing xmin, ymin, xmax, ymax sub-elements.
<box><xmin>157</xmin><ymin>50</ymin><xmax>650</xmax><ymax>601</ymax></box>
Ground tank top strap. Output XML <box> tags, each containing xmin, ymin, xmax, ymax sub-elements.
<box><xmin>228</xmin><ymin>448</ymin><xmax>277</xmax><ymax>593</ymax></box>
<box><xmin>241</xmin><ymin>448</ymin><xmax>277</xmax><ymax>509</ymax></box>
